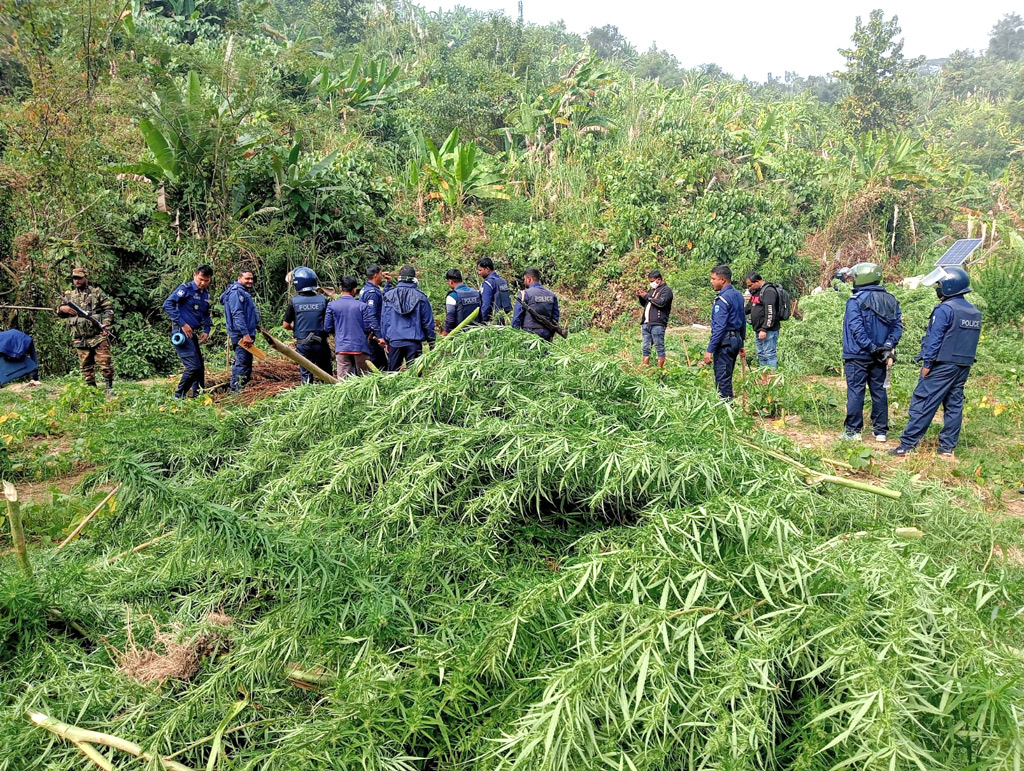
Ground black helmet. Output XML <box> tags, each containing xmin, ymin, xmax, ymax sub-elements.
<box><xmin>292</xmin><ymin>266</ymin><xmax>319</xmax><ymax>293</ymax></box>
<box><xmin>922</xmin><ymin>266</ymin><xmax>971</xmax><ymax>297</ymax></box>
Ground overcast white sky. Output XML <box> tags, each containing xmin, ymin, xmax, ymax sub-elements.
<box><xmin>431</xmin><ymin>0</ymin><xmax>1018</xmax><ymax>80</ymax></box>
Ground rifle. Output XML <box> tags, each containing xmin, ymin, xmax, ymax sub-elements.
<box><xmin>56</xmin><ymin>292</ymin><xmax>117</xmax><ymax>342</ymax></box>
<box><xmin>518</xmin><ymin>293</ymin><xmax>568</xmax><ymax>339</ymax></box>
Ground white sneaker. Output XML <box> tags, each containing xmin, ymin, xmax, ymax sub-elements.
<box><xmin>874</xmin><ymin>434</ymin><xmax>887</xmax><ymax>443</ymax></box>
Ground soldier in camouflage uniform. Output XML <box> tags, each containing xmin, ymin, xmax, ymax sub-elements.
<box><xmin>57</xmin><ymin>267</ymin><xmax>115</xmax><ymax>391</ymax></box>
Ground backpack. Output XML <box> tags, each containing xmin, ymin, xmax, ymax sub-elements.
<box><xmin>764</xmin><ymin>283</ymin><xmax>792</xmax><ymax>321</ymax></box>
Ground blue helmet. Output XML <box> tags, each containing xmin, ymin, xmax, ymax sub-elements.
<box><xmin>292</xmin><ymin>266</ymin><xmax>319</xmax><ymax>293</ymax></box>
<box><xmin>922</xmin><ymin>266</ymin><xmax>971</xmax><ymax>297</ymax></box>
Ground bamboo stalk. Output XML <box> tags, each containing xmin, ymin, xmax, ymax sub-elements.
<box><xmin>3</xmin><ymin>481</ymin><xmax>33</xmax><ymax>579</ymax></box>
<box><xmin>57</xmin><ymin>484</ymin><xmax>120</xmax><ymax>550</ymax></box>
<box><xmin>28</xmin><ymin>712</ymin><xmax>196</xmax><ymax>771</ymax></box>
<box><xmin>412</xmin><ymin>307</ymin><xmax>480</xmax><ymax>377</ymax></box>
<box><xmin>259</xmin><ymin>327</ymin><xmax>338</xmax><ymax>384</ymax></box>
<box><xmin>744</xmin><ymin>442</ymin><xmax>902</xmax><ymax>500</ymax></box>
<box><xmin>0</xmin><ymin>304</ymin><xmax>55</xmax><ymax>311</ymax></box>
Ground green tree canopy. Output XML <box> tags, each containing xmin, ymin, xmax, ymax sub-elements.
<box><xmin>987</xmin><ymin>13</ymin><xmax>1024</xmax><ymax>61</ymax></box>
<box><xmin>835</xmin><ymin>9</ymin><xmax>925</xmax><ymax>133</ymax></box>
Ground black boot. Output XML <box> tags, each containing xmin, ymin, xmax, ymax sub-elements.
<box><xmin>105</xmin><ymin>377</ymin><xmax>115</xmax><ymax>397</ymax></box>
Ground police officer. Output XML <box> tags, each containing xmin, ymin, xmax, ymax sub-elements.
<box><xmin>703</xmin><ymin>265</ymin><xmax>746</xmax><ymax>399</ymax></box>
<box><xmin>476</xmin><ymin>257</ymin><xmax>513</xmax><ymax>323</ymax></box>
<box><xmin>282</xmin><ymin>267</ymin><xmax>332</xmax><ymax>384</ymax></box>
<box><xmin>840</xmin><ymin>263</ymin><xmax>903</xmax><ymax>442</ymax></box>
<box><xmin>443</xmin><ymin>268</ymin><xmax>482</xmax><ymax>334</ymax></box>
<box><xmin>57</xmin><ymin>267</ymin><xmax>115</xmax><ymax>392</ymax></box>
<box><xmin>512</xmin><ymin>268</ymin><xmax>560</xmax><ymax>341</ymax></box>
<box><xmin>359</xmin><ymin>264</ymin><xmax>392</xmax><ymax>371</ymax></box>
<box><xmin>891</xmin><ymin>266</ymin><xmax>981</xmax><ymax>457</ymax></box>
<box><xmin>219</xmin><ymin>269</ymin><xmax>261</xmax><ymax>392</ymax></box>
<box><xmin>163</xmin><ymin>264</ymin><xmax>213</xmax><ymax>399</ymax></box>
<box><xmin>381</xmin><ymin>266</ymin><xmax>436</xmax><ymax>370</ymax></box>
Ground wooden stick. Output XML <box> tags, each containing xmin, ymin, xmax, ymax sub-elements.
<box><xmin>259</xmin><ymin>327</ymin><xmax>338</xmax><ymax>384</ymax></box>
<box><xmin>3</xmin><ymin>481</ymin><xmax>33</xmax><ymax>579</ymax></box>
<box><xmin>28</xmin><ymin>712</ymin><xmax>196</xmax><ymax>771</ymax></box>
<box><xmin>238</xmin><ymin>340</ymin><xmax>266</xmax><ymax>360</ymax></box>
<box><xmin>57</xmin><ymin>484</ymin><xmax>120</xmax><ymax>550</ymax></box>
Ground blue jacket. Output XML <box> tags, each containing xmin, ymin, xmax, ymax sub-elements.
<box><xmin>163</xmin><ymin>280</ymin><xmax>212</xmax><ymax>335</ymax></box>
<box><xmin>359</xmin><ymin>280</ymin><xmax>391</xmax><ymax>337</ymax></box>
<box><xmin>480</xmin><ymin>271</ymin><xmax>512</xmax><ymax>322</ymax></box>
<box><xmin>842</xmin><ymin>285</ymin><xmax>903</xmax><ymax>360</ymax></box>
<box><xmin>512</xmin><ymin>283</ymin><xmax>560</xmax><ymax>335</ymax></box>
<box><xmin>382</xmin><ymin>280</ymin><xmax>436</xmax><ymax>345</ymax></box>
<box><xmin>707</xmin><ymin>285</ymin><xmax>746</xmax><ymax>353</ymax></box>
<box><xmin>325</xmin><ymin>295</ymin><xmax>373</xmax><ymax>354</ymax></box>
<box><xmin>445</xmin><ymin>284</ymin><xmax>482</xmax><ymax>332</ymax></box>
<box><xmin>0</xmin><ymin>329</ymin><xmax>33</xmax><ymax>360</ymax></box>
<box><xmin>919</xmin><ymin>295</ymin><xmax>982</xmax><ymax>368</ymax></box>
<box><xmin>219</xmin><ymin>282</ymin><xmax>260</xmax><ymax>341</ymax></box>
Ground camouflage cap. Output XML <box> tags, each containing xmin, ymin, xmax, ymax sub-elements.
<box><xmin>71</xmin><ymin>267</ymin><xmax>89</xmax><ymax>279</ymax></box>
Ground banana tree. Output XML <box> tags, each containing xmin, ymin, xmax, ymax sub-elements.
<box><xmin>847</xmin><ymin>131</ymin><xmax>929</xmax><ymax>188</ymax></box>
<box><xmin>407</xmin><ymin>128</ymin><xmax>508</xmax><ymax>217</ymax></box>
<box><xmin>306</xmin><ymin>55</ymin><xmax>417</xmax><ymax>113</ymax></box>
<box><xmin>113</xmin><ymin>70</ymin><xmax>264</xmax><ymax>235</ymax></box>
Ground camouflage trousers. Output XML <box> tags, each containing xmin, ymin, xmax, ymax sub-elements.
<box><xmin>76</xmin><ymin>339</ymin><xmax>114</xmax><ymax>385</ymax></box>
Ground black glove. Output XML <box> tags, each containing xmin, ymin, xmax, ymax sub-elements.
<box><xmin>873</xmin><ymin>347</ymin><xmax>892</xmax><ymax>363</ymax></box>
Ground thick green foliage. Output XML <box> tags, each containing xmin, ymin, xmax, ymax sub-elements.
<box><xmin>2</xmin><ymin>330</ymin><xmax>1022</xmax><ymax>770</ymax></box>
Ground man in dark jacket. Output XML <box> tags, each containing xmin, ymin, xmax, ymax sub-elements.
<box><xmin>381</xmin><ymin>266</ymin><xmax>436</xmax><ymax>370</ymax></box>
<box><xmin>219</xmin><ymin>269</ymin><xmax>261</xmax><ymax>392</ymax></box>
<box><xmin>841</xmin><ymin>263</ymin><xmax>903</xmax><ymax>442</ymax></box>
<box><xmin>512</xmin><ymin>268</ymin><xmax>560</xmax><ymax>341</ymax></box>
<box><xmin>891</xmin><ymin>266</ymin><xmax>981</xmax><ymax>457</ymax></box>
<box><xmin>163</xmin><ymin>264</ymin><xmax>213</xmax><ymax>398</ymax></box>
<box><xmin>359</xmin><ymin>264</ymin><xmax>392</xmax><ymax>371</ymax></box>
<box><xmin>443</xmin><ymin>268</ymin><xmax>482</xmax><ymax>334</ymax></box>
<box><xmin>325</xmin><ymin>276</ymin><xmax>375</xmax><ymax>378</ymax></box>
<box><xmin>703</xmin><ymin>265</ymin><xmax>746</xmax><ymax>399</ymax></box>
<box><xmin>477</xmin><ymin>257</ymin><xmax>513</xmax><ymax>323</ymax></box>
<box><xmin>743</xmin><ymin>272</ymin><xmax>781</xmax><ymax>369</ymax></box>
<box><xmin>283</xmin><ymin>266</ymin><xmax>332</xmax><ymax>384</ymax></box>
<box><xmin>636</xmin><ymin>269</ymin><xmax>673</xmax><ymax>368</ymax></box>
<box><xmin>57</xmin><ymin>267</ymin><xmax>115</xmax><ymax>391</ymax></box>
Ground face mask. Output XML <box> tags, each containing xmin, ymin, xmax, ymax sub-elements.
<box><xmin>935</xmin><ymin>286</ymin><xmax>944</xmax><ymax>300</ymax></box>
<box><xmin>413</xmin><ymin>277</ymin><xmax>419</xmax><ymax>285</ymax></box>
<box><xmin>649</xmin><ymin>281</ymin><xmax>658</xmax><ymax>290</ymax></box>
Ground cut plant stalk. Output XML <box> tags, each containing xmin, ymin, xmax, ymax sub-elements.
<box><xmin>412</xmin><ymin>307</ymin><xmax>480</xmax><ymax>376</ymax></box>
<box><xmin>3</xmin><ymin>480</ymin><xmax>32</xmax><ymax>579</ymax></box>
<box><xmin>28</xmin><ymin>712</ymin><xmax>195</xmax><ymax>771</ymax></box>
<box><xmin>259</xmin><ymin>327</ymin><xmax>339</xmax><ymax>384</ymax></box>
<box><xmin>57</xmin><ymin>484</ymin><xmax>121</xmax><ymax>550</ymax></box>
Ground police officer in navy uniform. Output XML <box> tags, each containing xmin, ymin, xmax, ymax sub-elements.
<box><xmin>282</xmin><ymin>267</ymin><xmax>332</xmax><ymax>384</ymax></box>
<box><xmin>891</xmin><ymin>266</ymin><xmax>982</xmax><ymax>457</ymax></box>
<box><xmin>219</xmin><ymin>269</ymin><xmax>261</xmax><ymax>392</ymax></box>
<box><xmin>703</xmin><ymin>265</ymin><xmax>746</xmax><ymax>399</ymax></box>
<box><xmin>359</xmin><ymin>264</ymin><xmax>392</xmax><ymax>371</ymax></box>
<box><xmin>443</xmin><ymin>268</ymin><xmax>482</xmax><ymax>334</ymax></box>
<box><xmin>512</xmin><ymin>268</ymin><xmax>560</xmax><ymax>341</ymax></box>
<box><xmin>477</xmin><ymin>257</ymin><xmax>513</xmax><ymax>323</ymax></box>
<box><xmin>840</xmin><ymin>262</ymin><xmax>903</xmax><ymax>442</ymax></box>
<box><xmin>162</xmin><ymin>264</ymin><xmax>213</xmax><ymax>399</ymax></box>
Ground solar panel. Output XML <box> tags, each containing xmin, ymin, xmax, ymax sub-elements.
<box><xmin>934</xmin><ymin>239</ymin><xmax>983</xmax><ymax>267</ymax></box>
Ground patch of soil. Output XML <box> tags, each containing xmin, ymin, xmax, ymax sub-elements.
<box><xmin>15</xmin><ymin>466</ymin><xmax>97</xmax><ymax>505</ymax></box>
